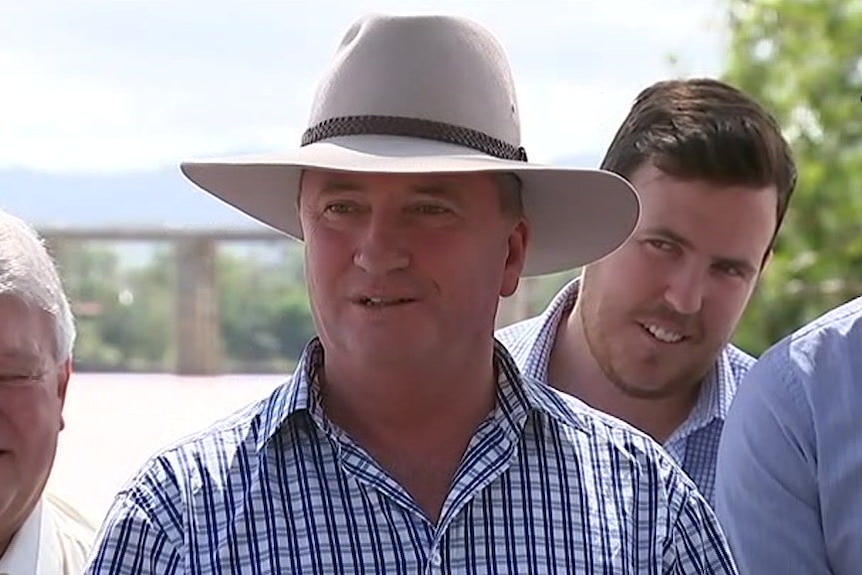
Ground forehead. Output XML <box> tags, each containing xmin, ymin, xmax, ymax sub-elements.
<box><xmin>0</xmin><ymin>294</ymin><xmax>55</xmax><ymax>363</ymax></box>
<box><xmin>300</xmin><ymin>169</ymin><xmax>498</xmax><ymax>197</ymax></box>
<box><xmin>630</xmin><ymin>164</ymin><xmax>777</xmax><ymax>244</ymax></box>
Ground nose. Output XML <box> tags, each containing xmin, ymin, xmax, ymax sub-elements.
<box><xmin>353</xmin><ymin>211</ymin><xmax>410</xmax><ymax>275</ymax></box>
<box><xmin>663</xmin><ymin>263</ymin><xmax>705</xmax><ymax>315</ymax></box>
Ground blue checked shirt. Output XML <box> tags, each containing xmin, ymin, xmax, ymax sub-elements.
<box><xmin>496</xmin><ymin>278</ymin><xmax>754</xmax><ymax>505</ymax></box>
<box><xmin>86</xmin><ymin>338</ymin><xmax>737</xmax><ymax>574</ymax></box>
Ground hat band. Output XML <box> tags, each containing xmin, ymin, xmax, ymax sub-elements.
<box><xmin>301</xmin><ymin>115</ymin><xmax>528</xmax><ymax>162</ymax></box>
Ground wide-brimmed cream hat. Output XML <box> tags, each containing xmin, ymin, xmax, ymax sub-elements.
<box><xmin>180</xmin><ymin>13</ymin><xmax>639</xmax><ymax>277</ymax></box>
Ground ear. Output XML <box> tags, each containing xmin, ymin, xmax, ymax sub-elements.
<box><xmin>56</xmin><ymin>358</ymin><xmax>71</xmax><ymax>432</ymax></box>
<box><xmin>501</xmin><ymin>219</ymin><xmax>529</xmax><ymax>297</ymax></box>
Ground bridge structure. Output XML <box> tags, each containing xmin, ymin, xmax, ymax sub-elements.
<box><xmin>38</xmin><ymin>227</ymin><xmax>541</xmax><ymax>375</ymax></box>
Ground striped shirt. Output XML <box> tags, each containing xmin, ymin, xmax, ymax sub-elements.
<box><xmin>496</xmin><ymin>278</ymin><xmax>755</xmax><ymax>504</ymax></box>
<box><xmin>86</xmin><ymin>338</ymin><xmax>737</xmax><ymax>574</ymax></box>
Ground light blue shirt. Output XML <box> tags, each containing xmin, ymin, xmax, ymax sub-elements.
<box><xmin>496</xmin><ymin>278</ymin><xmax>754</xmax><ymax>505</ymax></box>
<box><xmin>715</xmin><ymin>295</ymin><xmax>862</xmax><ymax>574</ymax></box>
<box><xmin>86</xmin><ymin>338</ymin><xmax>737</xmax><ymax>574</ymax></box>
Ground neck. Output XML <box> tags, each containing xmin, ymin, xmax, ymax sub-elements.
<box><xmin>321</xmin><ymin>342</ymin><xmax>497</xmax><ymax>429</ymax></box>
<box><xmin>549</xmin><ymin>307</ymin><xmax>696</xmax><ymax>443</ymax></box>
<box><xmin>318</xmin><ymin>341</ymin><xmax>499</xmax><ymax>521</ymax></box>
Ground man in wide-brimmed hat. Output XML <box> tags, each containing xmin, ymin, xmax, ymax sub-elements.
<box><xmin>87</xmin><ymin>14</ymin><xmax>737</xmax><ymax>573</ymax></box>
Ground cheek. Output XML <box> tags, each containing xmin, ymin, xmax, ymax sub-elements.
<box><xmin>585</xmin><ymin>252</ymin><xmax>653</xmax><ymax>303</ymax></box>
<box><xmin>414</xmin><ymin>243</ymin><xmax>498</xmax><ymax>306</ymax></box>
<box><xmin>304</xmin><ymin>232</ymin><xmax>352</xmax><ymax>278</ymax></box>
<box><xmin>0</xmin><ymin>393</ymin><xmax>62</xmax><ymax>446</ymax></box>
<box><xmin>440</xmin><ymin>237</ymin><xmax>507</xmax><ymax>282</ymax></box>
<box><xmin>591</xmin><ymin>246</ymin><xmax>647</xmax><ymax>283</ymax></box>
<box><xmin>704</xmin><ymin>287</ymin><xmax>754</xmax><ymax>337</ymax></box>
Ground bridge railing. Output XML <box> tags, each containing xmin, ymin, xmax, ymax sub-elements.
<box><xmin>38</xmin><ymin>227</ymin><xmax>545</xmax><ymax>374</ymax></box>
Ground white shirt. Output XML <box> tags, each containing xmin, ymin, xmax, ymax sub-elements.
<box><xmin>0</xmin><ymin>494</ymin><xmax>95</xmax><ymax>575</ymax></box>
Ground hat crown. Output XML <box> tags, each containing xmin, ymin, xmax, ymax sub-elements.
<box><xmin>307</xmin><ymin>14</ymin><xmax>522</xmax><ymax>148</ymax></box>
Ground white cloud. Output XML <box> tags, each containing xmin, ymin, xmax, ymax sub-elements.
<box><xmin>518</xmin><ymin>82</ymin><xmax>631</xmax><ymax>164</ymax></box>
<box><xmin>0</xmin><ymin>0</ymin><xmax>727</xmax><ymax>173</ymax></box>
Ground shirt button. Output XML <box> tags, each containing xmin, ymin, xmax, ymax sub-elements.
<box><xmin>430</xmin><ymin>551</ymin><xmax>442</xmax><ymax>566</ymax></box>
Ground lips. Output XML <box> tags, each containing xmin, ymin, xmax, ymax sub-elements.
<box><xmin>354</xmin><ymin>296</ymin><xmax>416</xmax><ymax>307</ymax></box>
<box><xmin>640</xmin><ymin>322</ymin><xmax>686</xmax><ymax>343</ymax></box>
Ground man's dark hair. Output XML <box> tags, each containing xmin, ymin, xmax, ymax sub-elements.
<box><xmin>601</xmin><ymin>78</ymin><xmax>797</xmax><ymax>248</ymax></box>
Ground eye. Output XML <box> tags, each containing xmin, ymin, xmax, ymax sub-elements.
<box><xmin>645</xmin><ymin>238</ymin><xmax>676</xmax><ymax>252</ymax></box>
<box><xmin>323</xmin><ymin>201</ymin><xmax>360</xmax><ymax>215</ymax></box>
<box><xmin>0</xmin><ymin>373</ymin><xmax>39</xmax><ymax>387</ymax></box>
<box><xmin>411</xmin><ymin>203</ymin><xmax>452</xmax><ymax>215</ymax></box>
<box><xmin>714</xmin><ymin>262</ymin><xmax>746</xmax><ymax>278</ymax></box>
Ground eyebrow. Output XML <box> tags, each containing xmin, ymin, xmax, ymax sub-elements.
<box><xmin>318</xmin><ymin>180</ymin><xmax>459</xmax><ymax>199</ymax></box>
<box><xmin>0</xmin><ymin>350</ymin><xmax>43</xmax><ymax>363</ymax></box>
<box><xmin>642</xmin><ymin>226</ymin><xmax>758</xmax><ymax>275</ymax></box>
<box><xmin>319</xmin><ymin>180</ymin><xmax>365</xmax><ymax>194</ymax></box>
<box><xmin>409</xmin><ymin>184</ymin><xmax>460</xmax><ymax>200</ymax></box>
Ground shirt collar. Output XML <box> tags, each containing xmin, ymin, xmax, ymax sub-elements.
<box><xmin>257</xmin><ymin>336</ymin><xmax>588</xmax><ymax>450</ymax></box>
<box><xmin>256</xmin><ymin>338</ymin><xmax>322</xmax><ymax>450</ymax></box>
<box><xmin>514</xmin><ymin>276</ymin><xmax>738</xmax><ymax>437</ymax></box>
<box><xmin>0</xmin><ymin>500</ymin><xmax>43</xmax><ymax>575</ymax></box>
<box><xmin>666</xmin><ymin>346</ymin><xmax>738</xmax><ymax>444</ymax></box>
<box><xmin>511</xmin><ymin>277</ymin><xmax>580</xmax><ymax>383</ymax></box>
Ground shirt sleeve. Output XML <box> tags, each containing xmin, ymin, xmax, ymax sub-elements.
<box><xmin>666</xmin><ymin>486</ymin><xmax>739</xmax><ymax>574</ymax></box>
<box><xmin>85</xmin><ymin>460</ymin><xmax>184</xmax><ymax>574</ymax></box>
<box><xmin>714</xmin><ymin>342</ymin><xmax>830</xmax><ymax>574</ymax></box>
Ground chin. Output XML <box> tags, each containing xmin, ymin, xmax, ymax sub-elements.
<box><xmin>612</xmin><ymin>372</ymin><xmax>682</xmax><ymax>400</ymax></box>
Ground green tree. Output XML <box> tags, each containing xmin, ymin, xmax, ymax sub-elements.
<box><xmin>724</xmin><ymin>0</ymin><xmax>862</xmax><ymax>355</ymax></box>
<box><xmin>56</xmin><ymin>242</ymin><xmax>174</xmax><ymax>371</ymax></box>
<box><xmin>101</xmin><ymin>248</ymin><xmax>175</xmax><ymax>370</ymax></box>
<box><xmin>54</xmin><ymin>239</ymin><xmax>317</xmax><ymax>373</ymax></box>
<box><xmin>218</xmin><ymin>246</ymin><xmax>315</xmax><ymax>372</ymax></box>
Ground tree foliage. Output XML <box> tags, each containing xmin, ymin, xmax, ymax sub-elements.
<box><xmin>217</xmin><ymin>247</ymin><xmax>316</xmax><ymax>372</ymax></box>
<box><xmin>55</xmin><ymin>241</ymin><xmax>316</xmax><ymax>373</ymax></box>
<box><xmin>724</xmin><ymin>0</ymin><xmax>862</xmax><ymax>354</ymax></box>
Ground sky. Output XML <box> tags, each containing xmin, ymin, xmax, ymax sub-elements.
<box><xmin>0</xmin><ymin>0</ymin><xmax>729</xmax><ymax>176</ymax></box>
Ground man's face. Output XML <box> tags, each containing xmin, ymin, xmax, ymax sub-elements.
<box><xmin>299</xmin><ymin>170</ymin><xmax>527</xmax><ymax>368</ymax></box>
<box><xmin>0</xmin><ymin>294</ymin><xmax>68</xmax><ymax>551</ymax></box>
<box><xmin>577</xmin><ymin>163</ymin><xmax>776</xmax><ymax>399</ymax></box>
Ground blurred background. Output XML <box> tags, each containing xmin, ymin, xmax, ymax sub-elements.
<box><xmin>2</xmin><ymin>0</ymin><xmax>860</xmax><ymax>524</ymax></box>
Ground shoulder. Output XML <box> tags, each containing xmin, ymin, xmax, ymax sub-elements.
<box><xmin>531</xmin><ymin>381</ymin><xmax>732</xmax><ymax>567</ymax></box>
<box><xmin>88</xmin><ymin>384</ymin><xmax>287</xmax><ymax>568</ymax></box>
<box><xmin>720</xmin><ymin>297</ymin><xmax>862</xmax><ymax>472</ymax></box>
<box><xmin>528</xmin><ymin>379</ymin><xmax>705</xmax><ymax>509</ymax></box>
<box><xmin>44</xmin><ymin>493</ymin><xmax>97</xmax><ymax>572</ymax></box>
<box><xmin>45</xmin><ymin>492</ymin><xmax>96</xmax><ymax>536</ymax></box>
<box><xmin>748</xmin><ymin>295</ymin><xmax>862</xmax><ymax>390</ymax></box>
<box><xmin>784</xmin><ymin>295</ymin><xmax>862</xmax><ymax>359</ymax></box>
<box><xmin>537</xmin><ymin>395</ymin><xmax>736</xmax><ymax>569</ymax></box>
<box><xmin>113</xmin><ymin>384</ymin><xmax>284</xmax><ymax>519</ymax></box>
<box><xmin>730</xmin><ymin>296</ymin><xmax>862</xmax><ymax>441</ymax></box>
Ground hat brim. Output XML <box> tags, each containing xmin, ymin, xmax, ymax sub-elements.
<box><xmin>180</xmin><ymin>135</ymin><xmax>639</xmax><ymax>277</ymax></box>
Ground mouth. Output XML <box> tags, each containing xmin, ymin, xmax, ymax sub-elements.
<box><xmin>354</xmin><ymin>296</ymin><xmax>417</xmax><ymax>308</ymax></box>
<box><xmin>639</xmin><ymin>322</ymin><xmax>687</xmax><ymax>344</ymax></box>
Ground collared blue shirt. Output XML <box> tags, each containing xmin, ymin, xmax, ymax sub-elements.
<box><xmin>496</xmin><ymin>278</ymin><xmax>754</xmax><ymax>504</ymax></box>
<box><xmin>86</xmin><ymin>338</ymin><xmax>736</xmax><ymax>574</ymax></box>
<box><xmin>715</xmin><ymin>295</ymin><xmax>862</xmax><ymax>574</ymax></box>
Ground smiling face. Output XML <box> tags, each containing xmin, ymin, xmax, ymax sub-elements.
<box><xmin>0</xmin><ymin>294</ymin><xmax>69</xmax><ymax>554</ymax></box>
<box><xmin>299</xmin><ymin>170</ymin><xmax>527</xmax><ymax>370</ymax></box>
<box><xmin>575</xmin><ymin>163</ymin><xmax>776</xmax><ymax>400</ymax></box>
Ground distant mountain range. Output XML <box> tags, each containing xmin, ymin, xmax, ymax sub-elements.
<box><xmin>1</xmin><ymin>153</ymin><xmax>601</xmax><ymax>228</ymax></box>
